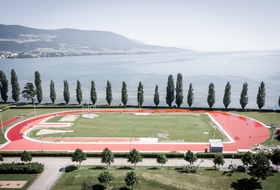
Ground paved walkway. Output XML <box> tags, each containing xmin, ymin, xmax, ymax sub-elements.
<box><xmin>3</xmin><ymin>157</ymin><xmax>244</xmax><ymax>190</ymax></box>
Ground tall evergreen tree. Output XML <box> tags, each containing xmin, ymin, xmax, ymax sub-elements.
<box><xmin>240</xmin><ymin>82</ymin><xmax>248</xmax><ymax>109</ymax></box>
<box><xmin>137</xmin><ymin>81</ymin><xmax>144</xmax><ymax>107</ymax></box>
<box><xmin>121</xmin><ymin>81</ymin><xmax>128</xmax><ymax>106</ymax></box>
<box><xmin>49</xmin><ymin>80</ymin><xmax>56</xmax><ymax>104</ymax></box>
<box><xmin>34</xmin><ymin>71</ymin><xmax>43</xmax><ymax>104</ymax></box>
<box><xmin>175</xmin><ymin>73</ymin><xmax>184</xmax><ymax>107</ymax></box>
<box><xmin>166</xmin><ymin>74</ymin><xmax>174</xmax><ymax>107</ymax></box>
<box><xmin>90</xmin><ymin>81</ymin><xmax>97</xmax><ymax>105</ymax></box>
<box><xmin>0</xmin><ymin>70</ymin><xmax>8</xmax><ymax>102</ymax></box>
<box><xmin>154</xmin><ymin>85</ymin><xmax>160</xmax><ymax>107</ymax></box>
<box><xmin>187</xmin><ymin>83</ymin><xmax>194</xmax><ymax>107</ymax></box>
<box><xmin>63</xmin><ymin>80</ymin><xmax>70</xmax><ymax>104</ymax></box>
<box><xmin>256</xmin><ymin>81</ymin><xmax>266</xmax><ymax>109</ymax></box>
<box><xmin>106</xmin><ymin>80</ymin><xmax>112</xmax><ymax>105</ymax></box>
<box><xmin>223</xmin><ymin>82</ymin><xmax>231</xmax><ymax>109</ymax></box>
<box><xmin>76</xmin><ymin>80</ymin><xmax>83</xmax><ymax>104</ymax></box>
<box><xmin>21</xmin><ymin>82</ymin><xmax>36</xmax><ymax>103</ymax></box>
<box><xmin>207</xmin><ymin>83</ymin><xmax>215</xmax><ymax>108</ymax></box>
<box><xmin>11</xmin><ymin>69</ymin><xmax>20</xmax><ymax>103</ymax></box>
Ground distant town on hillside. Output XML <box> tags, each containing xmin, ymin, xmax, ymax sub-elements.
<box><xmin>0</xmin><ymin>24</ymin><xmax>187</xmax><ymax>59</ymax></box>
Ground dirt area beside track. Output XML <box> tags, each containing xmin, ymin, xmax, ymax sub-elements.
<box><xmin>0</xmin><ymin>181</ymin><xmax>26</xmax><ymax>188</ymax></box>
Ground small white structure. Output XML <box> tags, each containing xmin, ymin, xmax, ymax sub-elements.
<box><xmin>134</xmin><ymin>113</ymin><xmax>150</xmax><ymax>116</ymax></box>
<box><xmin>237</xmin><ymin>149</ymin><xmax>252</xmax><ymax>153</ymax></box>
<box><xmin>82</xmin><ymin>104</ymin><xmax>97</xmax><ymax>119</ymax></box>
<box><xmin>82</xmin><ymin>114</ymin><xmax>99</xmax><ymax>119</ymax></box>
<box><xmin>209</xmin><ymin>139</ymin><xmax>223</xmax><ymax>152</ymax></box>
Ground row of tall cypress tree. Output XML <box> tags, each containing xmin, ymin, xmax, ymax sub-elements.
<box><xmin>0</xmin><ymin>69</ymin><xmax>272</xmax><ymax>109</ymax></box>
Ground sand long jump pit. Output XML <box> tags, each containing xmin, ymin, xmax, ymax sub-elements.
<box><xmin>0</xmin><ymin>181</ymin><xmax>27</xmax><ymax>189</ymax></box>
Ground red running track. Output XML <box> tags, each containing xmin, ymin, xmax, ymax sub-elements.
<box><xmin>0</xmin><ymin>110</ymin><xmax>270</xmax><ymax>152</ymax></box>
<box><xmin>0</xmin><ymin>116</ymin><xmax>21</xmax><ymax>128</ymax></box>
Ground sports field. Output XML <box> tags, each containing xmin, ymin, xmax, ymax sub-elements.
<box><xmin>29</xmin><ymin>113</ymin><xmax>222</xmax><ymax>142</ymax></box>
<box><xmin>0</xmin><ymin>108</ymin><xmax>271</xmax><ymax>152</ymax></box>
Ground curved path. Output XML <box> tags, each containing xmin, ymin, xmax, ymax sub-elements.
<box><xmin>0</xmin><ymin>109</ymin><xmax>270</xmax><ymax>152</ymax></box>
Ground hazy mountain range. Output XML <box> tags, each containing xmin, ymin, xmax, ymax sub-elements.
<box><xmin>0</xmin><ymin>24</ymin><xmax>186</xmax><ymax>54</ymax></box>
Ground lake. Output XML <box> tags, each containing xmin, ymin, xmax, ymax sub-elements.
<box><xmin>0</xmin><ymin>51</ymin><xmax>279</xmax><ymax>109</ymax></box>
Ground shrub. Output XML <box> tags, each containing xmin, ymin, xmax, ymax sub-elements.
<box><xmin>181</xmin><ymin>165</ymin><xmax>198</xmax><ymax>173</ymax></box>
<box><xmin>81</xmin><ymin>181</ymin><xmax>95</xmax><ymax>190</ymax></box>
<box><xmin>0</xmin><ymin>162</ymin><xmax>44</xmax><ymax>174</ymax></box>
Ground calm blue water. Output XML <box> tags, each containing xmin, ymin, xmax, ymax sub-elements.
<box><xmin>0</xmin><ymin>51</ymin><xmax>280</xmax><ymax>109</ymax></box>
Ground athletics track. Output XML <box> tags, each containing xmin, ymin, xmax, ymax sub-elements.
<box><xmin>0</xmin><ymin>109</ymin><xmax>270</xmax><ymax>153</ymax></box>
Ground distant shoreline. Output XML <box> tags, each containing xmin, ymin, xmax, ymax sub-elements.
<box><xmin>0</xmin><ymin>50</ymin><xmax>184</xmax><ymax>59</ymax></box>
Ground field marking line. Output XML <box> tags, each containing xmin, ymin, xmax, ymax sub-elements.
<box><xmin>206</xmin><ymin>113</ymin><xmax>234</xmax><ymax>143</ymax></box>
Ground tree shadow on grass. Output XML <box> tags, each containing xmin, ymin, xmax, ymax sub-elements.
<box><xmin>147</xmin><ymin>167</ymin><xmax>159</xmax><ymax>170</ymax></box>
<box><xmin>205</xmin><ymin>167</ymin><xmax>216</xmax><ymax>171</ymax></box>
<box><xmin>174</xmin><ymin>167</ymin><xmax>182</xmax><ymax>171</ymax></box>
<box><xmin>231</xmin><ymin>177</ymin><xmax>262</xmax><ymax>190</ymax></box>
<box><xmin>119</xmin><ymin>187</ymin><xmax>130</xmax><ymax>190</ymax></box>
<box><xmin>89</xmin><ymin>166</ymin><xmax>106</xmax><ymax>170</ymax></box>
<box><xmin>222</xmin><ymin>171</ymin><xmax>234</xmax><ymax>177</ymax></box>
<box><xmin>117</xmin><ymin>166</ymin><xmax>133</xmax><ymax>170</ymax></box>
<box><xmin>92</xmin><ymin>184</ymin><xmax>105</xmax><ymax>190</ymax></box>
<box><xmin>82</xmin><ymin>182</ymin><xmax>105</xmax><ymax>190</ymax></box>
<box><xmin>65</xmin><ymin>165</ymin><xmax>78</xmax><ymax>172</ymax></box>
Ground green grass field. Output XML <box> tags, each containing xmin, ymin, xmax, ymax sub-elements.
<box><xmin>29</xmin><ymin>113</ymin><xmax>221</xmax><ymax>142</ymax></box>
<box><xmin>52</xmin><ymin>165</ymin><xmax>280</xmax><ymax>190</ymax></box>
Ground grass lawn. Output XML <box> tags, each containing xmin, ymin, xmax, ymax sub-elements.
<box><xmin>30</xmin><ymin>113</ymin><xmax>220</xmax><ymax>142</ymax></box>
<box><xmin>0</xmin><ymin>174</ymin><xmax>39</xmax><ymax>190</ymax></box>
<box><xmin>52</xmin><ymin>165</ymin><xmax>280</xmax><ymax>190</ymax></box>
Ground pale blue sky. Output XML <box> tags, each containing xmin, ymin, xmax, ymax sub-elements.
<box><xmin>1</xmin><ymin>0</ymin><xmax>280</xmax><ymax>51</ymax></box>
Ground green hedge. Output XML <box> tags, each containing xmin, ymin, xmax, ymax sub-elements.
<box><xmin>8</xmin><ymin>103</ymin><xmax>279</xmax><ymax>113</ymax></box>
<box><xmin>0</xmin><ymin>151</ymin><xmax>184</xmax><ymax>158</ymax></box>
<box><xmin>0</xmin><ymin>162</ymin><xmax>44</xmax><ymax>174</ymax></box>
<box><xmin>196</xmin><ymin>152</ymin><xmax>244</xmax><ymax>159</ymax></box>
<box><xmin>0</xmin><ymin>151</ymin><xmax>246</xmax><ymax>159</ymax></box>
